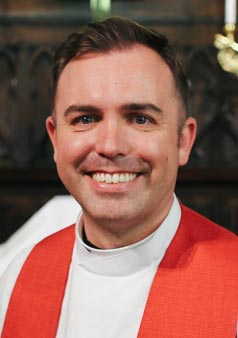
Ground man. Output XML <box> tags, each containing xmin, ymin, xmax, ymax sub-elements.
<box><xmin>0</xmin><ymin>17</ymin><xmax>237</xmax><ymax>338</ymax></box>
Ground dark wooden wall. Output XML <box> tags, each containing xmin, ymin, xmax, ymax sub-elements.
<box><xmin>0</xmin><ymin>0</ymin><xmax>238</xmax><ymax>242</ymax></box>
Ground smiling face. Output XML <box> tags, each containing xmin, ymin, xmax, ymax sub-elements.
<box><xmin>46</xmin><ymin>44</ymin><xmax>196</xmax><ymax>248</ymax></box>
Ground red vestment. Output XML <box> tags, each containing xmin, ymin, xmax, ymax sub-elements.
<box><xmin>2</xmin><ymin>205</ymin><xmax>238</xmax><ymax>337</ymax></box>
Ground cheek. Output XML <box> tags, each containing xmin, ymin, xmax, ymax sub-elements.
<box><xmin>139</xmin><ymin>134</ymin><xmax>179</xmax><ymax>172</ymax></box>
<box><xmin>56</xmin><ymin>133</ymin><xmax>88</xmax><ymax>166</ymax></box>
<box><xmin>136</xmin><ymin>134</ymin><xmax>167</xmax><ymax>161</ymax></box>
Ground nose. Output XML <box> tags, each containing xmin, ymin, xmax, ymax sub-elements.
<box><xmin>94</xmin><ymin>119</ymin><xmax>130</xmax><ymax>159</ymax></box>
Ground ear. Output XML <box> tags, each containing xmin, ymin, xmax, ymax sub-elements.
<box><xmin>178</xmin><ymin>117</ymin><xmax>197</xmax><ymax>166</ymax></box>
<box><xmin>46</xmin><ymin>116</ymin><xmax>57</xmax><ymax>163</ymax></box>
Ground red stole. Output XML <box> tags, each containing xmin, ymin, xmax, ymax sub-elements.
<box><xmin>2</xmin><ymin>205</ymin><xmax>238</xmax><ymax>338</ymax></box>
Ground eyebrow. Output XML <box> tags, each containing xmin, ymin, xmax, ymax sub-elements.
<box><xmin>63</xmin><ymin>102</ymin><xmax>162</xmax><ymax>118</ymax></box>
<box><xmin>63</xmin><ymin>105</ymin><xmax>102</xmax><ymax>117</ymax></box>
<box><xmin>120</xmin><ymin>103</ymin><xmax>162</xmax><ymax>114</ymax></box>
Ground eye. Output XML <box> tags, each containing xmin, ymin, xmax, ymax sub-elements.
<box><xmin>80</xmin><ymin>115</ymin><xmax>94</xmax><ymax>124</ymax></box>
<box><xmin>134</xmin><ymin>115</ymin><xmax>149</xmax><ymax>124</ymax></box>
<box><xmin>127</xmin><ymin>112</ymin><xmax>158</xmax><ymax>131</ymax></box>
<box><xmin>72</xmin><ymin>114</ymin><xmax>100</xmax><ymax>125</ymax></box>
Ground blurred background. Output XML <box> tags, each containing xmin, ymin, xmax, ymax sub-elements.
<box><xmin>0</xmin><ymin>0</ymin><xmax>238</xmax><ymax>243</ymax></box>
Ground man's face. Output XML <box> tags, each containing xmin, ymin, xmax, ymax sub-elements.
<box><xmin>47</xmin><ymin>44</ymin><xmax>196</xmax><ymax>246</ymax></box>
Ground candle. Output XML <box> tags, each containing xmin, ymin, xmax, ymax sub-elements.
<box><xmin>225</xmin><ymin>0</ymin><xmax>237</xmax><ymax>24</ymax></box>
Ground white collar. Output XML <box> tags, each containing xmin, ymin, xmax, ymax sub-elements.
<box><xmin>74</xmin><ymin>196</ymin><xmax>181</xmax><ymax>277</ymax></box>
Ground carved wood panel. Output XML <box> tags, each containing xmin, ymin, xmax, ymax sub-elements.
<box><xmin>0</xmin><ymin>43</ymin><xmax>54</xmax><ymax>168</ymax></box>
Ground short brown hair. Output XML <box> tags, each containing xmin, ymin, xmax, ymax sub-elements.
<box><xmin>53</xmin><ymin>16</ymin><xmax>189</xmax><ymax>119</ymax></box>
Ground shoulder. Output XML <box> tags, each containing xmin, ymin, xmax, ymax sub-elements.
<box><xmin>180</xmin><ymin>204</ymin><xmax>238</xmax><ymax>261</ymax></box>
<box><xmin>181</xmin><ymin>204</ymin><xmax>237</xmax><ymax>239</ymax></box>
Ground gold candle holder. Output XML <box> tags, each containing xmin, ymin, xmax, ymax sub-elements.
<box><xmin>214</xmin><ymin>23</ymin><xmax>238</xmax><ymax>75</ymax></box>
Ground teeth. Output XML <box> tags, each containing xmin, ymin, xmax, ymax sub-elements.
<box><xmin>92</xmin><ymin>172</ymin><xmax>137</xmax><ymax>184</ymax></box>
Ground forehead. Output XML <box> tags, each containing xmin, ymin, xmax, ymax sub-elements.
<box><xmin>55</xmin><ymin>44</ymin><xmax>179</xmax><ymax>111</ymax></box>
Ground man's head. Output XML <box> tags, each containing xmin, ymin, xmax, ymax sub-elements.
<box><xmin>47</xmin><ymin>17</ymin><xmax>196</xmax><ymax>248</ymax></box>
<box><xmin>52</xmin><ymin>16</ymin><xmax>189</xmax><ymax>128</ymax></box>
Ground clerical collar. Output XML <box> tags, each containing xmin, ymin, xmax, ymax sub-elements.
<box><xmin>74</xmin><ymin>196</ymin><xmax>181</xmax><ymax>277</ymax></box>
<box><xmin>82</xmin><ymin>226</ymin><xmax>100</xmax><ymax>249</ymax></box>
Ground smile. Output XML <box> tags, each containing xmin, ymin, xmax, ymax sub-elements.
<box><xmin>91</xmin><ymin>172</ymin><xmax>138</xmax><ymax>184</ymax></box>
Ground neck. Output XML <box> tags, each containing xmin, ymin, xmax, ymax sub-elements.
<box><xmin>81</xmin><ymin>201</ymin><xmax>173</xmax><ymax>249</ymax></box>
